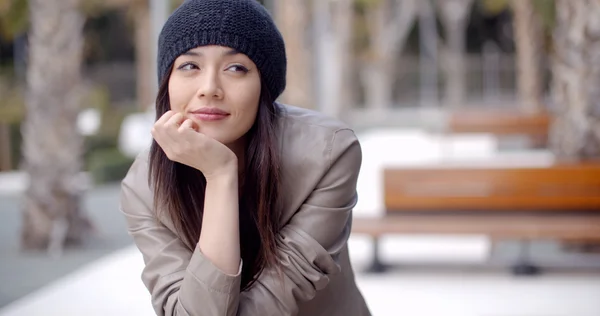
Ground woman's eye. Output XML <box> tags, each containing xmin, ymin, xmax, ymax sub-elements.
<box><xmin>177</xmin><ymin>63</ymin><xmax>199</xmax><ymax>71</ymax></box>
<box><xmin>227</xmin><ymin>64</ymin><xmax>249</xmax><ymax>73</ymax></box>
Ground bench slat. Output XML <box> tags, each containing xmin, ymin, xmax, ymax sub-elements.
<box><xmin>384</xmin><ymin>162</ymin><xmax>600</xmax><ymax>212</ymax></box>
<box><xmin>448</xmin><ymin>111</ymin><xmax>550</xmax><ymax>137</ymax></box>
<box><xmin>384</xmin><ymin>196</ymin><xmax>600</xmax><ymax>211</ymax></box>
<box><xmin>352</xmin><ymin>215</ymin><xmax>600</xmax><ymax>240</ymax></box>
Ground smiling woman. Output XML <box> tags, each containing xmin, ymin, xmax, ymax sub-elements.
<box><xmin>119</xmin><ymin>1</ymin><xmax>371</xmax><ymax>316</ymax></box>
<box><xmin>167</xmin><ymin>46</ymin><xmax>262</xmax><ymax>147</ymax></box>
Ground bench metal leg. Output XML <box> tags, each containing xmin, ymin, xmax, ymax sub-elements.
<box><xmin>366</xmin><ymin>236</ymin><xmax>388</xmax><ymax>273</ymax></box>
<box><xmin>511</xmin><ymin>240</ymin><xmax>541</xmax><ymax>276</ymax></box>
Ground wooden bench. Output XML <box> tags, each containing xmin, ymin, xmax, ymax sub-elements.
<box><xmin>447</xmin><ymin>110</ymin><xmax>551</xmax><ymax>147</ymax></box>
<box><xmin>352</xmin><ymin>161</ymin><xmax>600</xmax><ymax>274</ymax></box>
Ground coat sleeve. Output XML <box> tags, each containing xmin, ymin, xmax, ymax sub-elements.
<box><xmin>119</xmin><ymin>152</ymin><xmax>243</xmax><ymax>316</ymax></box>
<box><xmin>236</xmin><ymin>128</ymin><xmax>362</xmax><ymax>316</ymax></box>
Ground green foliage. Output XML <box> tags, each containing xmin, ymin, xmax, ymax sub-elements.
<box><xmin>171</xmin><ymin>0</ymin><xmax>185</xmax><ymax>12</ymax></box>
<box><xmin>479</xmin><ymin>0</ymin><xmax>509</xmax><ymax>15</ymax></box>
<box><xmin>0</xmin><ymin>106</ymin><xmax>24</xmax><ymax>125</ymax></box>
<box><xmin>353</xmin><ymin>0</ymin><xmax>371</xmax><ymax>57</ymax></box>
<box><xmin>0</xmin><ymin>72</ymin><xmax>24</xmax><ymax>169</ymax></box>
<box><xmin>532</xmin><ymin>0</ymin><xmax>556</xmax><ymax>30</ymax></box>
<box><xmin>82</xmin><ymin>94</ymin><xmax>136</xmax><ymax>184</ymax></box>
<box><xmin>82</xmin><ymin>132</ymin><xmax>117</xmax><ymax>171</ymax></box>
<box><xmin>84</xmin><ymin>133</ymin><xmax>117</xmax><ymax>153</ymax></box>
<box><xmin>479</xmin><ymin>0</ymin><xmax>556</xmax><ymax>30</ymax></box>
<box><xmin>0</xmin><ymin>0</ymin><xmax>28</xmax><ymax>40</ymax></box>
<box><xmin>6</xmin><ymin>120</ymin><xmax>22</xmax><ymax>168</ymax></box>
<box><xmin>355</xmin><ymin>0</ymin><xmax>381</xmax><ymax>9</ymax></box>
<box><xmin>82</xmin><ymin>85</ymin><xmax>111</xmax><ymax>112</ymax></box>
<box><xmin>0</xmin><ymin>93</ymin><xmax>24</xmax><ymax>124</ymax></box>
<box><xmin>80</xmin><ymin>0</ymin><xmax>107</xmax><ymax>19</ymax></box>
<box><xmin>87</xmin><ymin>147</ymin><xmax>134</xmax><ymax>184</ymax></box>
<box><xmin>81</xmin><ymin>96</ymin><xmax>135</xmax><ymax>178</ymax></box>
<box><xmin>0</xmin><ymin>73</ymin><xmax>25</xmax><ymax>124</ymax></box>
<box><xmin>81</xmin><ymin>84</ymin><xmax>133</xmax><ymax>140</ymax></box>
<box><xmin>99</xmin><ymin>107</ymin><xmax>131</xmax><ymax>139</ymax></box>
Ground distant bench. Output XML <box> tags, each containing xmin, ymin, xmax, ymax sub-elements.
<box><xmin>352</xmin><ymin>161</ymin><xmax>600</xmax><ymax>274</ymax></box>
<box><xmin>447</xmin><ymin>110</ymin><xmax>551</xmax><ymax>147</ymax></box>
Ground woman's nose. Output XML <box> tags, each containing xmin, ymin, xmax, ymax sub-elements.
<box><xmin>195</xmin><ymin>69</ymin><xmax>224</xmax><ymax>99</ymax></box>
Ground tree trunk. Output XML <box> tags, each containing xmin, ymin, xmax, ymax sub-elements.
<box><xmin>511</xmin><ymin>0</ymin><xmax>544</xmax><ymax>113</ymax></box>
<box><xmin>274</xmin><ymin>0</ymin><xmax>314</xmax><ymax>109</ymax></box>
<box><xmin>549</xmin><ymin>0</ymin><xmax>600</xmax><ymax>159</ymax></box>
<box><xmin>362</xmin><ymin>0</ymin><xmax>417</xmax><ymax>110</ymax></box>
<box><xmin>21</xmin><ymin>0</ymin><xmax>92</xmax><ymax>252</ymax></box>
<box><xmin>362</xmin><ymin>58</ymin><xmax>396</xmax><ymax>110</ymax></box>
<box><xmin>438</xmin><ymin>0</ymin><xmax>473</xmax><ymax>109</ymax></box>
<box><xmin>332</xmin><ymin>0</ymin><xmax>354</xmax><ymax>116</ymax></box>
<box><xmin>314</xmin><ymin>0</ymin><xmax>354</xmax><ymax>118</ymax></box>
<box><xmin>134</xmin><ymin>3</ymin><xmax>153</xmax><ymax>110</ymax></box>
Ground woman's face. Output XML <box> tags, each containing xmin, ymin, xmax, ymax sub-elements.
<box><xmin>168</xmin><ymin>45</ymin><xmax>261</xmax><ymax>146</ymax></box>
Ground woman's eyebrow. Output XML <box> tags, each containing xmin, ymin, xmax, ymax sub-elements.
<box><xmin>182</xmin><ymin>50</ymin><xmax>201</xmax><ymax>56</ymax></box>
<box><xmin>223</xmin><ymin>48</ymin><xmax>241</xmax><ymax>56</ymax></box>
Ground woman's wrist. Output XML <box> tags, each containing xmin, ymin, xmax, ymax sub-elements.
<box><xmin>204</xmin><ymin>164</ymin><xmax>238</xmax><ymax>186</ymax></box>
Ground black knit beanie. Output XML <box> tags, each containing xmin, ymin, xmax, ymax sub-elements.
<box><xmin>157</xmin><ymin>0</ymin><xmax>287</xmax><ymax>100</ymax></box>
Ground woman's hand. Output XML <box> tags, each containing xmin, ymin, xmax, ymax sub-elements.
<box><xmin>151</xmin><ymin>110</ymin><xmax>238</xmax><ymax>180</ymax></box>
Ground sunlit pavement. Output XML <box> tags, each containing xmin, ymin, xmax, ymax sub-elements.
<box><xmin>1</xmin><ymin>241</ymin><xmax>600</xmax><ymax>316</ymax></box>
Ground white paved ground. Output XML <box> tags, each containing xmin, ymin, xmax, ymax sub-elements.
<box><xmin>1</xmin><ymin>240</ymin><xmax>599</xmax><ymax>316</ymax></box>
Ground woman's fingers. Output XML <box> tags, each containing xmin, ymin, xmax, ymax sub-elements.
<box><xmin>152</xmin><ymin>111</ymin><xmax>184</xmax><ymax>148</ymax></box>
<box><xmin>165</xmin><ymin>112</ymin><xmax>185</xmax><ymax>128</ymax></box>
<box><xmin>152</xmin><ymin>113</ymin><xmax>205</xmax><ymax>164</ymax></box>
<box><xmin>178</xmin><ymin>119</ymin><xmax>195</xmax><ymax>132</ymax></box>
<box><xmin>155</xmin><ymin>110</ymin><xmax>175</xmax><ymax>125</ymax></box>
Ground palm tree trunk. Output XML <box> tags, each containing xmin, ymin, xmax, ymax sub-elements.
<box><xmin>362</xmin><ymin>57</ymin><xmax>397</xmax><ymax>110</ymax></box>
<box><xmin>314</xmin><ymin>0</ymin><xmax>354</xmax><ymax>118</ymax></box>
<box><xmin>21</xmin><ymin>0</ymin><xmax>92</xmax><ymax>251</ymax></box>
<box><xmin>549</xmin><ymin>0</ymin><xmax>600</xmax><ymax>159</ymax></box>
<box><xmin>362</xmin><ymin>0</ymin><xmax>417</xmax><ymax>110</ymax></box>
<box><xmin>438</xmin><ymin>0</ymin><xmax>473</xmax><ymax>109</ymax></box>
<box><xmin>274</xmin><ymin>0</ymin><xmax>314</xmax><ymax>109</ymax></box>
<box><xmin>134</xmin><ymin>3</ymin><xmax>153</xmax><ymax>110</ymax></box>
<box><xmin>511</xmin><ymin>0</ymin><xmax>544</xmax><ymax>113</ymax></box>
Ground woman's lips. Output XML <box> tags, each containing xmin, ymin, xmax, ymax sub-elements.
<box><xmin>190</xmin><ymin>113</ymin><xmax>229</xmax><ymax>121</ymax></box>
<box><xmin>189</xmin><ymin>108</ymin><xmax>230</xmax><ymax>121</ymax></box>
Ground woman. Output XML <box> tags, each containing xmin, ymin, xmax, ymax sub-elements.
<box><xmin>120</xmin><ymin>0</ymin><xmax>371</xmax><ymax>315</ymax></box>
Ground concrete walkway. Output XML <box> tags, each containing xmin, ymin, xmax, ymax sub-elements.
<box><xmin>0</xmin><ymin>185</ymin><xmax>133</xmax><ymax>308</ymax></box>
<box><xmin>1</xmin><ymin>242</ymin><xmax>600</xmax><ymax>316</ymax></box>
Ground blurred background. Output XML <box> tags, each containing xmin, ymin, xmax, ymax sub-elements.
<box><xmin>1</xmin><ymin>0</ymin><xmax>600</xmax><ymax>315</ymax></box>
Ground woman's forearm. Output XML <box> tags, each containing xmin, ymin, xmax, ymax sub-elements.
<box><xmin>199</xmin><ymin>170</ymin><xmax>241</xmax><ymax>275</ymax></box>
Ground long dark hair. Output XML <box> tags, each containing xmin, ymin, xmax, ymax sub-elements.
<box><xmin>148</xmin><ymin>68</ymin><xmax>282</xmax><ymax>291</ymax></box>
